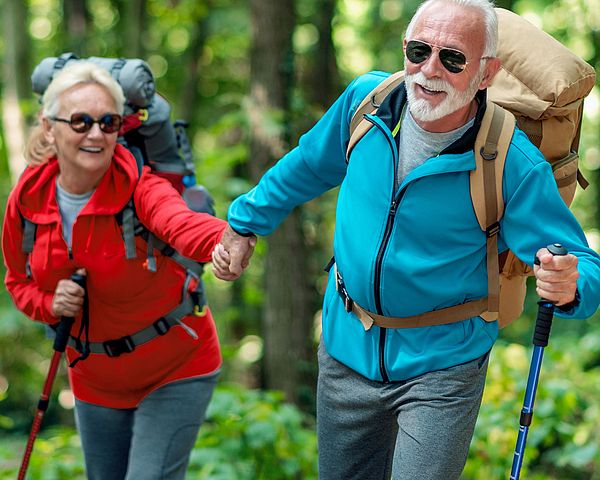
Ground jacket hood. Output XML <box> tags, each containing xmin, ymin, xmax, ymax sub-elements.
<box><xmin>15</xmin><ymin>143</ymin><xmax>139</xmax><ymax>224</ymax></box>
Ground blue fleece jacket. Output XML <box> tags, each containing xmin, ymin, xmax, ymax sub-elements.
<box><xmin>228</xmin><ymin>71</ymin><xmax>600</xmax><ymax>382</ymax></box>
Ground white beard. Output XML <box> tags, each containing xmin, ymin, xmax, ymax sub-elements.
<box><xmin>404</xmin><ymin>69</ymin><xmax>483</xmax><ymax>123</ymax></box>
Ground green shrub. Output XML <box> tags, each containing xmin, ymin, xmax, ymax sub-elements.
<box><xmin>0</xmin><ymin>384</ymin><xmax>317</xmax><ymax>480</ymax></box>
<box><xmin>466</xmin><ymin>333</ymin><xmax>600</xmax><ymax>479</ymax></box>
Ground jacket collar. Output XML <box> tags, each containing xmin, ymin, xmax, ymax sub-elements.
<box><xmin>15</xmin><ymin>143</ymin><xmax>139</xmax><ymax>224</ymax></box>
<box><xmin>376</xmin><ymin>80</ymin><xmax>488</xmax><ymax>155</ymax></box>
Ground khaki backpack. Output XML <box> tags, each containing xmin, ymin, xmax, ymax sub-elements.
<box><xmin>345</xmin><ymin>8</ymin><xmax>596</xmax><ymax>329</ymax></box>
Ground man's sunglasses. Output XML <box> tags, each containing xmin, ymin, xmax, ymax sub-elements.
<box><xmin>49</xmin><ymin>113</ymin><xmax>123</xmax><ymax>134</ymax></box>
<box><xmin>405</xmin><ymin>40</ymin><xmax>471</xmax><ymax>74</ymax></box>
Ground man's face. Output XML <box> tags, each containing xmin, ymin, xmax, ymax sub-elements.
<box><xmin>403</xmin><ymin>2</ymin><xmax>494</xmax><ymax>131</ymax></box>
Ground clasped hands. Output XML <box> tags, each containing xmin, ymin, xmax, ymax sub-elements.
<box><xmin>212</xmin><ymin>225</ymin><xmax>257</xmax><ymax>281</ymax></box>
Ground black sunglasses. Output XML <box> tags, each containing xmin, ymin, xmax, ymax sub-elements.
<box><xmin>405</xmin><ymin>40</ymin><xmax>470</xmax><ymax>74</ymax></box>
<box><xmin>50</xmin><ymin>112</ymin><xmax>123</xmax><ymax>134</ymax></box>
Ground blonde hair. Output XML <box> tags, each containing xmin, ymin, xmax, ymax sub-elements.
<box><xmin>26</xmin><ymin>61</ymin><xmax>126</xmax><ymax>166</ymax></box>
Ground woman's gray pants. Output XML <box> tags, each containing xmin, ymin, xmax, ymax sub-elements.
<box><xmin>75</xmin><ymin>373</ymin><xmax>218</xmax><ymax>480</ymax></box>
<box><xmin>317</xmin><ymin>343</ymin><xmax>489</xmax><ymax>480</ymax></box>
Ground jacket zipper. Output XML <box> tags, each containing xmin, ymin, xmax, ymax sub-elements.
<box><xmin>366</xmin><ymin>115</ymin><xmax>400</xmax><ymax>383</ymax></box>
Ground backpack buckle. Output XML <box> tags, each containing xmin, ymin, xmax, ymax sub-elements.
<box><xmin>480</xmin><ymin>147</ymin><xmax>498</xmax><ymax>161</ymax></box>
<box><xmin>103</xmin><ymin>336</ymin><xmax>135</xmax><ymax>357</ymax></box>
<box><xmin>486</xmin><ymin>222</ymin><xmax>501</xmax><ymax>237</ymax></box>
<box><xmin>335</xmin><ymin>269</ymin><xmax>354</xmax><ymax>313</ymax></box>
<box><xmin>153</xmin><ymin>317</ymin><xmax>171</xmax><ymax>335</ymax></box>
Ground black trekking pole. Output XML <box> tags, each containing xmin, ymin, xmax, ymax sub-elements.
<box><xmin>18</xmin><ymin>273</ymin><xmax>86</xmax><ymax>480</ymax></box>
<box><xmin>509</xmin><ymin>243</ymin><xmax>568</xmax><ymax>480</ymax></box>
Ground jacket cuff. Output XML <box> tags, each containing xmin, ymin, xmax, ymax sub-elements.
<box><xmin>556</xmin><ymin>289</ymin><xmax>580</xmax><ymax>314</ymax></box>
<box><xmin>231</xmin><ymin>226</ymin><xmax>256</xmax><ymax>237</ymax></box>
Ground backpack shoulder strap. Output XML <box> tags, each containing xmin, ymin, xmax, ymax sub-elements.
<box><xmin>20</xmin><ymin>214</ymin><xmax>38</xmax><ymax>278</ymax></box>
<box><xmin>117</xmin><ymin>153</ymin><xmax>145</xmax><ymax>260</ymax></box>
<box><xmin>346</xmin><ymin>71</ymin><xmax>405</xmax><ymax>162</ymax></box>
<box><xmin>471</xmin><ymin>100</ymin><xmax>515</xmax><ymax>314</ymax></box>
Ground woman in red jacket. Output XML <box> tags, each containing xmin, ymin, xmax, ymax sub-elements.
<box><xmin>2</xmin><ymin>61</ymin><xmax>240</xmax><ymax>479</ymax></box>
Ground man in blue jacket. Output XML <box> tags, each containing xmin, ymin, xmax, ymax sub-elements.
<box><xmin>212</xmin><ymin>0</ymin><xmax>600</xmax><ymax>478</ymax></box>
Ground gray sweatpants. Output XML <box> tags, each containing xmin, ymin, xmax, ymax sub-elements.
<box><xmin>74</xmin><ymin>373</ymin><xmax>218</xmax><ymax>480</ymax></box>
<box><xmin>317</xmin><ymin>343</ymin><xmax>489</xmax><ymax>480</ymax></box>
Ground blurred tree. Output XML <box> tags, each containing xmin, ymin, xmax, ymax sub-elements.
<box><xmin>114</xmin><ymin>0</ymin><xmax>147</xmax><ymax>58</ymax></box>
<box><xmin>178</xmin><ymin>1</ymin><xmax>211</xmax><ymax>122</ymax></box>
<box><xmin>304</xmin><ymin>0</ymin><xmax>340</xmax><ymax>107</ymax></box>
<box><xmin>249</xmin><ymin>0</ymin><xmax>315</xmax><ymax>405</ymax></box>
<box><xmin>2</xmin><ymin>0</ymin><xmax>31</xmax><ymax>184</ymax></box>
<box><xmin>495</xmin><ymin>0</ymin><xmax>516</xmax><ymax>9</ymax></box>
<box><xmin>63</xmin><ymin>0</ymin><xmax>91</xmax><ymax>56</ymax></box>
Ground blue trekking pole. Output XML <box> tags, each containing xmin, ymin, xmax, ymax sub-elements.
<box><xmin>510</xmin><ymin>243</ymin><xmax>568</xmax><ymax>479</ymax></box>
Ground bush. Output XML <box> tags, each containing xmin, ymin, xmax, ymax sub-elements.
<box><xmin>0</xmin><ymin>384</ymin><xmax>317</xmax><ymax>480</ymax></box>
<box><xmin>465</xmin><ymin>332</ymin><xmax>600</xmax><ymax>479</ymax></box>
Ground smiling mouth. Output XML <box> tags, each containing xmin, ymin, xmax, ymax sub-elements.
<box><xmin>418</xmin><ymin>84</ymin><xmax>446</xmax><ymax>96</ymax></box>
<box><xmin>80</xmin><ymin>147</ymin><xmax>103</xmax><ymax>153</ymax></box>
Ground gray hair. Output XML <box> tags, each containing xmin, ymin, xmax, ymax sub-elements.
<box><xmin>42</xmin><ymin>61</ymin><xmax>126</xmax><ymax>117</ymax></box>
<box><xmin>405</xmin><ymin>0</ymin><xmax>498</xmax><ymax>58</ymax></box>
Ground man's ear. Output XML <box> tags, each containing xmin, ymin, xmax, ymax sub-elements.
<box><xmin>479</xmin><ymin>57</ymin><xmax>502</xmax><ymax>90</ymax></box>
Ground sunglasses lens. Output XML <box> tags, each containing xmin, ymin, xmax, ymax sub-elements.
<box><xmin>99</xmin><ymin>114</ymin><xmax>122</xmax><ymax>133</ymax></box>
<box><xmin>70</xmin><ymin>113</ymin><xmax>94</xmax><ymax>133</ymax></box>
<box><xmin>406</xmin><ymin>41</ymin><xmax>432</xmax><ymax>64</ymax></box>
<box><xmin>439</xmin><ymin>49</ymin><xmax>467</xmax><ymax>73</ymax></box>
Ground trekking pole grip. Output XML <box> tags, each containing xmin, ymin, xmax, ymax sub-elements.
<box><xmin>533</xmin><ymin>244</ymin><xmax>568</xmax><ymax>347</ymax></box>
<box><xmin>53</xmin><ymin>273</ymin><xmax>86</xmax><ymax>353</ymax></box>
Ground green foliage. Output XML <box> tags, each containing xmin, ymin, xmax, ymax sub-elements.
<box><xmin>188</xmin><ymin>385</ymin><xmax>318</xmax><ymax>479</ymax></box>
<box><xmin>0</xmin><ymin>384</ymin><xmax>317</xmax><ymax>480</ymax></box>
<box><xmin>466</xmin><ymin>334</ymin><xmax>600</xmax><ymax>479</ymax></box>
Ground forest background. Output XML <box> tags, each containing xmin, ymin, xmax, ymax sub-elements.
<box><xmin>0</xmin><ymin>0</ymin><xmax>599</xmax><ymax>478</ymax></box>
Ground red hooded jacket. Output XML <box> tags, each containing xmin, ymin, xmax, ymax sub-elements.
<box><xmin>2</xmin><ymin>144</ymin><xmax>227</xmax><ymax>407</ymax></box>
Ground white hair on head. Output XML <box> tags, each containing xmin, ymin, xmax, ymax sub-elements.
<box><xmin>405</xmin><ymin>0</ymin><xmax>498</xmax><ymax>58</ymax></box>
<box><xmin>42</xmin><ymin>61</ymin><xmax>126</xmax><ymax>117</ymax></box>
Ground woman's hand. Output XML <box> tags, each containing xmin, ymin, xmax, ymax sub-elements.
<box><xmin>51</xmin><ymin>268</ymin><xmax>87</xmax><ymax>318</ymax></box>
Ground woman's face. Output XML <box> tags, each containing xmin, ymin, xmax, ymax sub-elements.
<box><xmin>43</xmin><ymin>83</ymin><xmax>120</xmax><ymax>185</ymax></box>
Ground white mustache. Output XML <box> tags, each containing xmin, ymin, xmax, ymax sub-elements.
<box><xmin>408</xmin><ymin>72</ymin><xmax>453</xmax><ymax>93</ymax></box>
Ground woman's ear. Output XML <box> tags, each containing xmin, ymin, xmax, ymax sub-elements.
<box><xmin>41</xmin><ymin>116</ymin><xmax>55</xmax><ymax>145</ymax></box>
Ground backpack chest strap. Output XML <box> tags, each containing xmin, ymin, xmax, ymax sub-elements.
<box><xmin>67</xmin><ymin>292</ymin><xmax>205</xmax><ymax>358</ymax></box>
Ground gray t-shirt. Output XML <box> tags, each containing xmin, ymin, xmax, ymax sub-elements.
<box><xmin>55</xmin><ymin>179</ymin><xmax>94</xmax><ymax>247</ymax></box>
<box><xmin>397</xmin><ymin>109</ymin><xmax>475</xmax><ymax>185</ymax></box>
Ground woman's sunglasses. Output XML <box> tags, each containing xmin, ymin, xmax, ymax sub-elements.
<box><xmin>49</xmin><ymin>113</ymin><xmax>123</xmax><ymax>134</ymax></box>
<box><xmin>405</xmin><ymin>40</ymin><xmax>470</xmax><ymax>74</ymax></box>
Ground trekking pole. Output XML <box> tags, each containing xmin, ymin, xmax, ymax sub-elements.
<box><xmin>509</xmin><ymin>243</ymin><xmax>568</xmax><ymax>480</ymax></box>
<box><xmin>18</xmin><ymin>273</ymin><xmax>86</xmax><ymax>480</ymax></box>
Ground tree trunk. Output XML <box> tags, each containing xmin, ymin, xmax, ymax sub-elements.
<box><xmin>494</xmin><ymin>0</ymin><xmax>515</xmax><ymax>10</ymax></box>
<box><xmin>305</xmin><ymin>0</ymin><xmax>340</xmax><ymax>108</ymax></box>
<box><xmin>179</xmin><ymin>11</ymin><xmax>210</xmax><ymax>122</ymax></box>
<box><xmin>249</xmin><ymin>0</ymin><xmax>315</xmax><ymax>405</ymax></box>
<box><xmin>63</xmin><ymin>0</ymin><xmax>90</xmax><ymax>56</ymax></box>
<box><xmin>120</xmin><ymin>0</ymin><xmax>147</xmax><ymax>58</ymax></box>
<box><xmin>2</xmin><ymin>0</ymin><xmax>30</xmax><ymax>184</ymax></box>
<box><xmin>589</xmin><ymin>29</ymin><xmax>600</xmax><ymax>233</ymax></box>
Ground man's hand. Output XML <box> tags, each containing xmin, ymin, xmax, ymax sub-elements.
<box><xmin>52</xmin><ymin>268</ymin><xmax>86</xmax><ymax>317</ymax></box>
<box><xmin>212</xmin><ymin>225</ymin><xmax>257</xmax><ymax>281</ymax></box>
<box><xmin>534</xmin><ymin>247</ymin><xmax>579</xmax><ymax>306</ymax></box>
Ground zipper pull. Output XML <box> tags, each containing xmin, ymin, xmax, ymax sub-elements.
<box><xmin>390</xmin><ymin>201</ymin><xmax>398</xmax><ymax>216</ymax></box>
<box><xmin>68</xmin><ymin>247</ymin><xmax>73</xmax><ymax>260</ymax></box>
